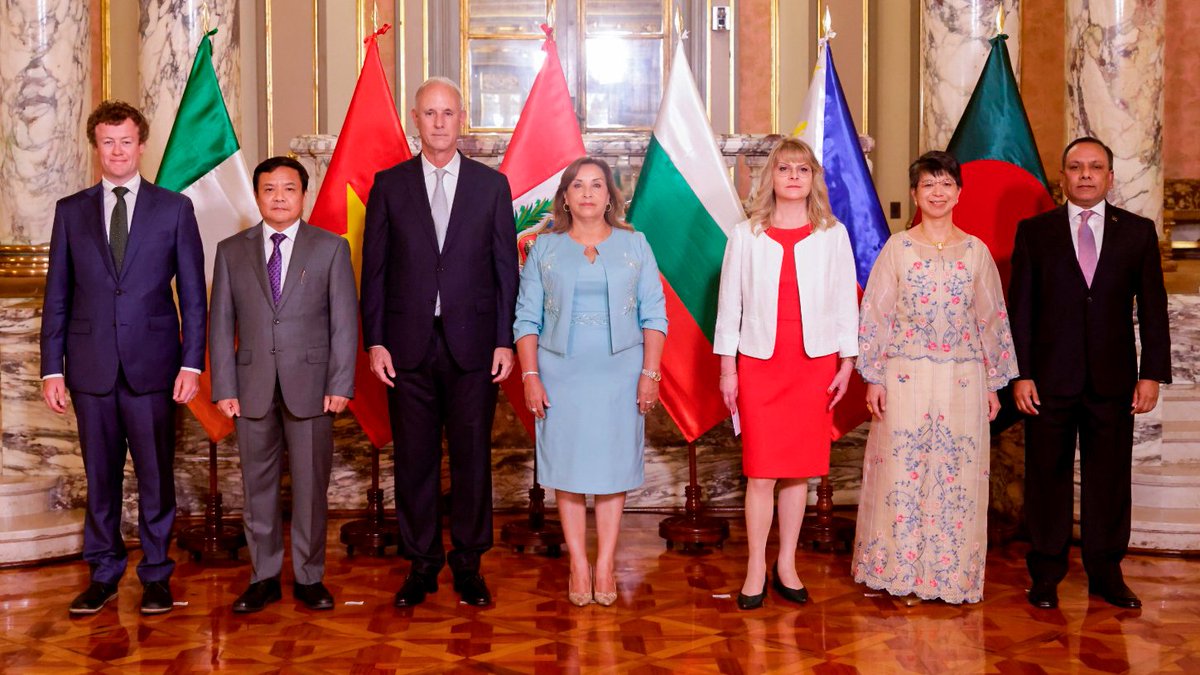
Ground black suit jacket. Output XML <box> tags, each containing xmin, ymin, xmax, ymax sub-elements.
<box><xmin>1009</xmin><ymin>203</ymin><xmax>1171</xmax><ymax>398</ymax></box>
<box><xmin>360</xmin><ymin>153</ymin><xmax>518</xmax><ymax>371</ymax></box>
<box><xmin>40</xmin><ymin>180</ymin><xmax>207</xmax><ymax>395</ymax></box>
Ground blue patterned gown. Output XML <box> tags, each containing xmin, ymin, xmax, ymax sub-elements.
<box><xmin>852</xmin><ymin>231</ymin><xmax>1018</xmax><ymax>603</ymax></box>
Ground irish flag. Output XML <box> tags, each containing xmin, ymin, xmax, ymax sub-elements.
<box><xmin>946</xmin><ymin>33</ymin><xmax>1054</xmax><ymax>287</ymax></box>
<box><xmin>307</xmin><ymin>26</ymin><xmax>410</xmax><ymax>449</ymax></box>
<box><xmin>497</xmin><ymin>24</ymin><xmax>586</xmax><ymax>438</ymax></box>
<box><xmin>156</xmin><ymin>28</ymin><xmax>259</xmax><ymax>442</ymax></box>
<box><xmin>627</xmin><ymin>41</ymin><xmax>744</xmax><ymax>443</ymax></box>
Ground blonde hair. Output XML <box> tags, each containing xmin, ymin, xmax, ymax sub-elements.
<box><xmin>548</xmin><ymin>157</ymin><xmax>633</xmax><ymax>234</ymax></box>
<box><xmin>747</xmin><ymin>137</ymin><xmax>836</xmax><ymax>234</ymax></box>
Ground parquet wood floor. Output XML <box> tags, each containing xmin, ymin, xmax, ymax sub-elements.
<box><xmin>2</xmin><ymin>513</ymin><xmax>1198</xmax><ymax>674</ymax></box>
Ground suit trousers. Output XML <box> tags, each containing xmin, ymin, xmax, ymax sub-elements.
<box><xmin>236</xmin><ymin>383</ymin><xmax>334</xmax><ymax>585</ymax></box>
<box><xmin>1024</xmin><ymin>388</ymin><xmax>1135</xmax><ymax>586</ymax></box>
<box><xmin>390</xmin><ymin>319</ymin><xmax>496</xmax><ymax>578</ymax></box>
<box><xmin>72</xmin><ymin>369</ymin><xmax>176</xmax><ymax>585</ymax></box>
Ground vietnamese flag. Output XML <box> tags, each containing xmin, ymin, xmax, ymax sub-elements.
<box><xmin>497</xmin><ymin>24</ymin><xmax>586</xmax><ymax>439</ymax></box>
<box><xmin>307</xmin><ymin>25</ymin><xmax>410</xmax><ymax>448</ymax></box>
<box><xmin>946</xmin><ymin>33</ymin><xmax>1055</xmax><ymax>288</ymax></box>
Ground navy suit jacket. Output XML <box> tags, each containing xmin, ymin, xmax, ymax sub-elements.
<box><xmin>40</xmin><ymin>180</ymin><xmax>207</xmax><ymax>395</ymax></box>
<box><xmin>360</xmin><ymin>153</ymin><xmax>518</xmax><ymax>371</ymax></box>
<box><xmin>1009</xmin><ymin>203</ymin><xmax>1171</xmax><ymax>399</ymax></box>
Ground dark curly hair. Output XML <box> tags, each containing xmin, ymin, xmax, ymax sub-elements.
<box><xmin>86</xmin><ymin>100</ymin><xmax>150</xmax><ymax>147</ymax></box>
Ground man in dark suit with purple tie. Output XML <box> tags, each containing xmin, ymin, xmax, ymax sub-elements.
<box><xmin>40</xmin><ymin>100</ymin><xmax>207</xmax><ymax>616</ymax></box>
<box><xmin>360</xmin><ymin>77</ymin><xmax>518</xmax><ymax>607</ymax></box>
<box><xmin>1010</xmin><ymin>136</ymin><xmax>1171</xmax><ymax>610</ymax></box>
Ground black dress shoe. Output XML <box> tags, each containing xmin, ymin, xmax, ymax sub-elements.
<box><xmin>770</xmin><ymin>565</ymin><xmax>809</xmax><ymax>605</ymax></box>
<box><xmin>69</xmin><ymin>581</ymin><xmax>118</xmax><ymax>615</ymax></box>
<box><xmin>394</xmin><ymin>572</ymin><xmax>438</xmax><ymax>608</ymax></box>
<box><xmin>294</xmin><ymin>581</ymin><xmax>334</xmax><ymax>610</ymax></box>
<box><xmin>1089</xmin><ymin>581</ymin><xmax>1142</xmax><ymax>609</ymax></box>
<box><xmin>233</xmin><ymin>578</ymin><xmax>282</xmax><ymax>613</ymax></box>
<box><xmin>454</xmin><ymin>574</ymin><xmax>492</xmax><ymax>606</ymax></box>
<box><xmin>737</xmin><ymin>582</ymin><xmax>768</xmax><ymax>610</ymax></box>
<box><xmin>1027</xmin><ymin>581</ymin><xmax>1059</xmax><ymax>609</ymax></box>
<box><xmin>141</xmin><ymin>580</ymin><xmax>174</xmax><ymax>615</ymax></box>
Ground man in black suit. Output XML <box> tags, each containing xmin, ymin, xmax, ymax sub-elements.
<box><xmin>1010</xmin><ymin>136</ymin><xmax>1171</xmax><ymax>610</ymax></box>
<box><xmin>360</xmin><ymin>77</ymin><xmax>518</xmax><ymax>607</ymax></box>
<box><xmin>40</xmin><ymin>100</ymin><xmax>207</xmax><ymax>615</ymax></box>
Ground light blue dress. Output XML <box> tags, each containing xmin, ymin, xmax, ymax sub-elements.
<box><xmin>513</xmin><ymin>229</ymin><xmax>668</xmax><ymax>495</ymax></box>
<box><xmin>537</xmin><ymin>261</ymin><xmax>645</xmax><ymax>494</ymax></box>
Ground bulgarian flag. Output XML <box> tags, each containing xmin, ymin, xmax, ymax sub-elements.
<box><xmin>946</xmin><ymin>32</ymin><xmax>1054</xmax><ymax>288</ymax></box>
<box><xmin>795</xmin><ymin>36</ymin><xmax>891</xmax><ymax>438</ymax></box>
<box><xmin>307</xmin><ymin>26</ymin><xmax>410</xmax><ymax>449</ymax></box>
<box><xmin>156</xmin><ymin>28</ymin><xmax>259</xmax><ymax>442</ymax></box>
<box><xmin>627</xmin><ymin>40</ymin><xmax>744</xmax><ymax>443</ymax></box>
<box><xmin>497</xmin><ymin>24</ymin><xmax>586</xmax><ymax>438</ymax></box>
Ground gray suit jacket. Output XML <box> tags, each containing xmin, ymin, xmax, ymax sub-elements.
<box><xmin>210</xmin><ymin>221</ymin><xmax>358</xmax><ymax>419</ymax></box>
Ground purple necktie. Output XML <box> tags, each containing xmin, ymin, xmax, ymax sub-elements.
<box><xmin>1077</xmin><ymin>210</ymin><xmax>1097</xmax><ymax>286</ymax></box>
<box><xmin>268</xmin><ymin>232</ymin><xmax>286</xmax><ymax>305</ymax></box>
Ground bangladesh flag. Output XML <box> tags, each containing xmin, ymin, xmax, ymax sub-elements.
<box><xmin>627</xmin><ymin>40</ymin><xmax>745</xmax><ymax>443</ymax></box>
<box><xmin>157</xmin><ymin>28</ymin><xmax>259</xmax><ymax>442</ymax></box>
<box><xmin>946</xmin><ymin>33</ymin><xmax>1055</xmax><ymax>287</ymax></box>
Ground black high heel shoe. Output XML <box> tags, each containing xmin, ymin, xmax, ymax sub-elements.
<box><xmin>771</xmin><ymin>563</ymin><xmax>809</xmax><ymax>605</ymax></box>
<box><xmin>737</xmin><ymin>580</ymin><xmax>768</xmax><ymax>610</ymax></box>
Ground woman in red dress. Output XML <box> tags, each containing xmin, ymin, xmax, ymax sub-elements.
<box><xmin>713</xmin><ymin>138</ymin><xmax>861</xmax><ymax>609</ymax></box>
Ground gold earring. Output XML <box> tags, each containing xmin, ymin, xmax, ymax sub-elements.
<box><xmin>605</xmin><ymin>203</ymin><xmax>612</xmax><ymax>213</ymax></box>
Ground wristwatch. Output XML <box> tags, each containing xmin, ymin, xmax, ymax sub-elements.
<box><xmin>641</xmin><ymin>369</ymin><xmax>662</xmax><ymax>382</ymax></box>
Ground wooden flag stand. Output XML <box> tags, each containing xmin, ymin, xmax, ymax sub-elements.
<box><xmin>501</xmin><ymin>450</ymin><xmax>563</xmax><ymax>556</ymax></box>
<box><xmin>340</xmin><ymin>444</ymin><xmax>398</xmax><ymax>556</ymax></box>
<box><xmin>178</xmin><ymin>440</ymin><xmax>245</xmax><ymax>560</ymax></box>
<box><xmin>659</xmin><ymin>442</ymin><xmax>729</xmax><ymax>552</ymax></box>
<box><xmin>799</xmin><ymin>475</ymin><xmax>854</xmax><ymax>552</ymax></box>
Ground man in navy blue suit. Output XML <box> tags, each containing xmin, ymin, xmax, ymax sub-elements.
<box><xmin>361</xmin><ymin>77</ymin><xmax>518</xmax><ymax>608</ymax></box>
<box><xmin>40</xmin><ymin>100</ymin><xmax>207</xmax><ymax>616</ymax></box>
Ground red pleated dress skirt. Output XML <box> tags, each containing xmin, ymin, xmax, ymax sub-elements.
<box><xmin>737</xmin><ymin>224</ymin><xmax>837</xmax><ymax>478</ymax></box>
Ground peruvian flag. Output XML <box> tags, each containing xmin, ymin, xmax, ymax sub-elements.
<box><xmin>498</xmin><ymin>24</ymin><xmax>586</xmax><ymax>438</ymax></box>
<box><xmin>307</xmin><ymin>25</ymin><xmax>411</xmax><ymax>448</ymax></box>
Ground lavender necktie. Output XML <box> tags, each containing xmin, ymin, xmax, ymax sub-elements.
<box><xmin>268</xmin><ymin>232</ymin><xmax>286</xmax><ymax>305</ymax></box>
<box><xmin>1077</xmin><ymin>210</ymin><xmax>1097</xmax><ymax>287</ymax></box>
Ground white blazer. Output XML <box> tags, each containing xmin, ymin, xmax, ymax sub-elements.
<box><xmin>713</xmin><ymin>219</ymin><xmax>860</xmax><ymax>360</ymax></box>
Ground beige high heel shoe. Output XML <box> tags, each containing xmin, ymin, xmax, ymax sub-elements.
<box><xmin>568</xmin><ymin>566</ymin><xmax>594</xmax><ymax>606</ymax></box>
<box><xmin>594</xmin><ymin>568</ymin><xmax>617</xmax><ymax>607</ymax></box>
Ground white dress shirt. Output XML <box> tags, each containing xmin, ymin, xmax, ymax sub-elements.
<box><xmin>1066</xmin><ymin>199</ymin><xmax>1106</xmax><ymax>257</ymax></box>
<box><xmin>262</xmin><ymin>219</ymin><xmax>302</xmax><ymax>294</ymax></box>
<box><xmin>102</xmin><ymin>174</ymin><xmax>142</xmax><ymax>238</ymax></box>
<box><xmin>421</xmin><ymin>152</ymin><xmax>460</xmax><ymax>316</ymax></box>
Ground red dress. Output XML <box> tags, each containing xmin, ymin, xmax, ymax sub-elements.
<box><xmin>738</xmin><ymin>225</ymin><xmax>837</xmax><ymax>478</ymax></box>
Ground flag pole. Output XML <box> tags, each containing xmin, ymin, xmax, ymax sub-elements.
<box><xmin>337</xmin><ymin>23</ymin><xmax>402</xmax><ymax>557</ymax></box>
<box><xmin>658</xmin><ymin>440</ymin><xmax>730</xmax><ymax>552</ymax></box>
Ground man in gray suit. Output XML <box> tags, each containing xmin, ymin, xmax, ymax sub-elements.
<box><xmin>210</xmin><ymin>156</ymin><xmax>358</xmax><ymax>612</ymax></box>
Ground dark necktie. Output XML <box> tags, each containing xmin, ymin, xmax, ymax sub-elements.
<box><xmin>110</xmin><ymin>186</ymin><xmax>130</xmax><ymax>271</ymax></box>
<box><xmin>268</xmin><ymin>232</ymin><xmax>286</xmax><ymax>305</ymax></box>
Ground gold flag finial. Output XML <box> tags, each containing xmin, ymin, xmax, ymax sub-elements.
<box><xmin>547</xmin><ymin>0</ymin><xmax>555</xmax><ymax>29</ymax></box>
<box><xmin>674</xmin><ymin>5</ymin><xmax>684</xmax><ymax>37</ymax></box>
<box><xmin>996</xmin><ymin>5</ymin><xmax>1005</xmax><ymax>34</ymax></box>
<box><xmin>822</xmin><ymin>7</ymin><xmax>832</xmax><ymax>38</ymax></box>
<box><xmin>372</xmin><ymin>1</ymin><xmax>379</xmax><ymax>31</ymax></box>
<box><xmin>200</xmin><ymin>1</ymin><xmax>211</xmax><ymax>33</ymax></box>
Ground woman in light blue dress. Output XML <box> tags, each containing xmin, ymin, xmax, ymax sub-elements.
<box><xmin>513</xmin><ymin>157</ymin><xmax>667</xmax><ymax>607</ymax></box>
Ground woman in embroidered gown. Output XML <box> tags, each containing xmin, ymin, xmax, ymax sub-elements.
<box><xmin>853</xmin><ymin>151</ymin><xmax>1018</xmax><ymax>604</ymax></box>
<box><xmin>514</xmin><ymin>157</ymin><xmax>668</xmax><ymax>607</ymax></box>
<box><xmin>714</xmin><ymin>138</ymin><xmax>860</xmax><ymax>609</ymax></box>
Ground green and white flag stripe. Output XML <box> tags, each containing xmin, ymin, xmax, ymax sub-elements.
<box><xmin>156</xmin><ymin>29</ymin><xmax>258</xmax><ymax>282</ymax></box>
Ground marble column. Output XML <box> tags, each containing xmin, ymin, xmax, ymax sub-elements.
<box><xmin>1066</xmin><ymin>0</ymin><xmax>1165</xmax><ymax>233</ymax></box>
<box><xmin>0</xmin><ymin>0</ymin><xmax>92</xmax><ymax>245</ymax></box>
<box><xmin>921</xmin><ymin>0</ymin><xmax>1021</xmax><ymax>152</ymax></box>
<box><xmin>138</xmin><ymin>0</ymin><xmax>240</xmax><ymax>180</ymax></box>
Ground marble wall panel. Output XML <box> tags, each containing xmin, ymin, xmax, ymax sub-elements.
<box><xmin>921</xmin><ymin>0</ymin><xmax>1021</xmax><ymax>152</ymax></box>
<box><xmin>1065</xmin><ymin>0</ymin><xmax>1165</xmax><ymax>231</ymax></box>
<box><xmin>0</xmin><ymin>0</ymin><xmax>92</xmax><ymax>245</ymax></box>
